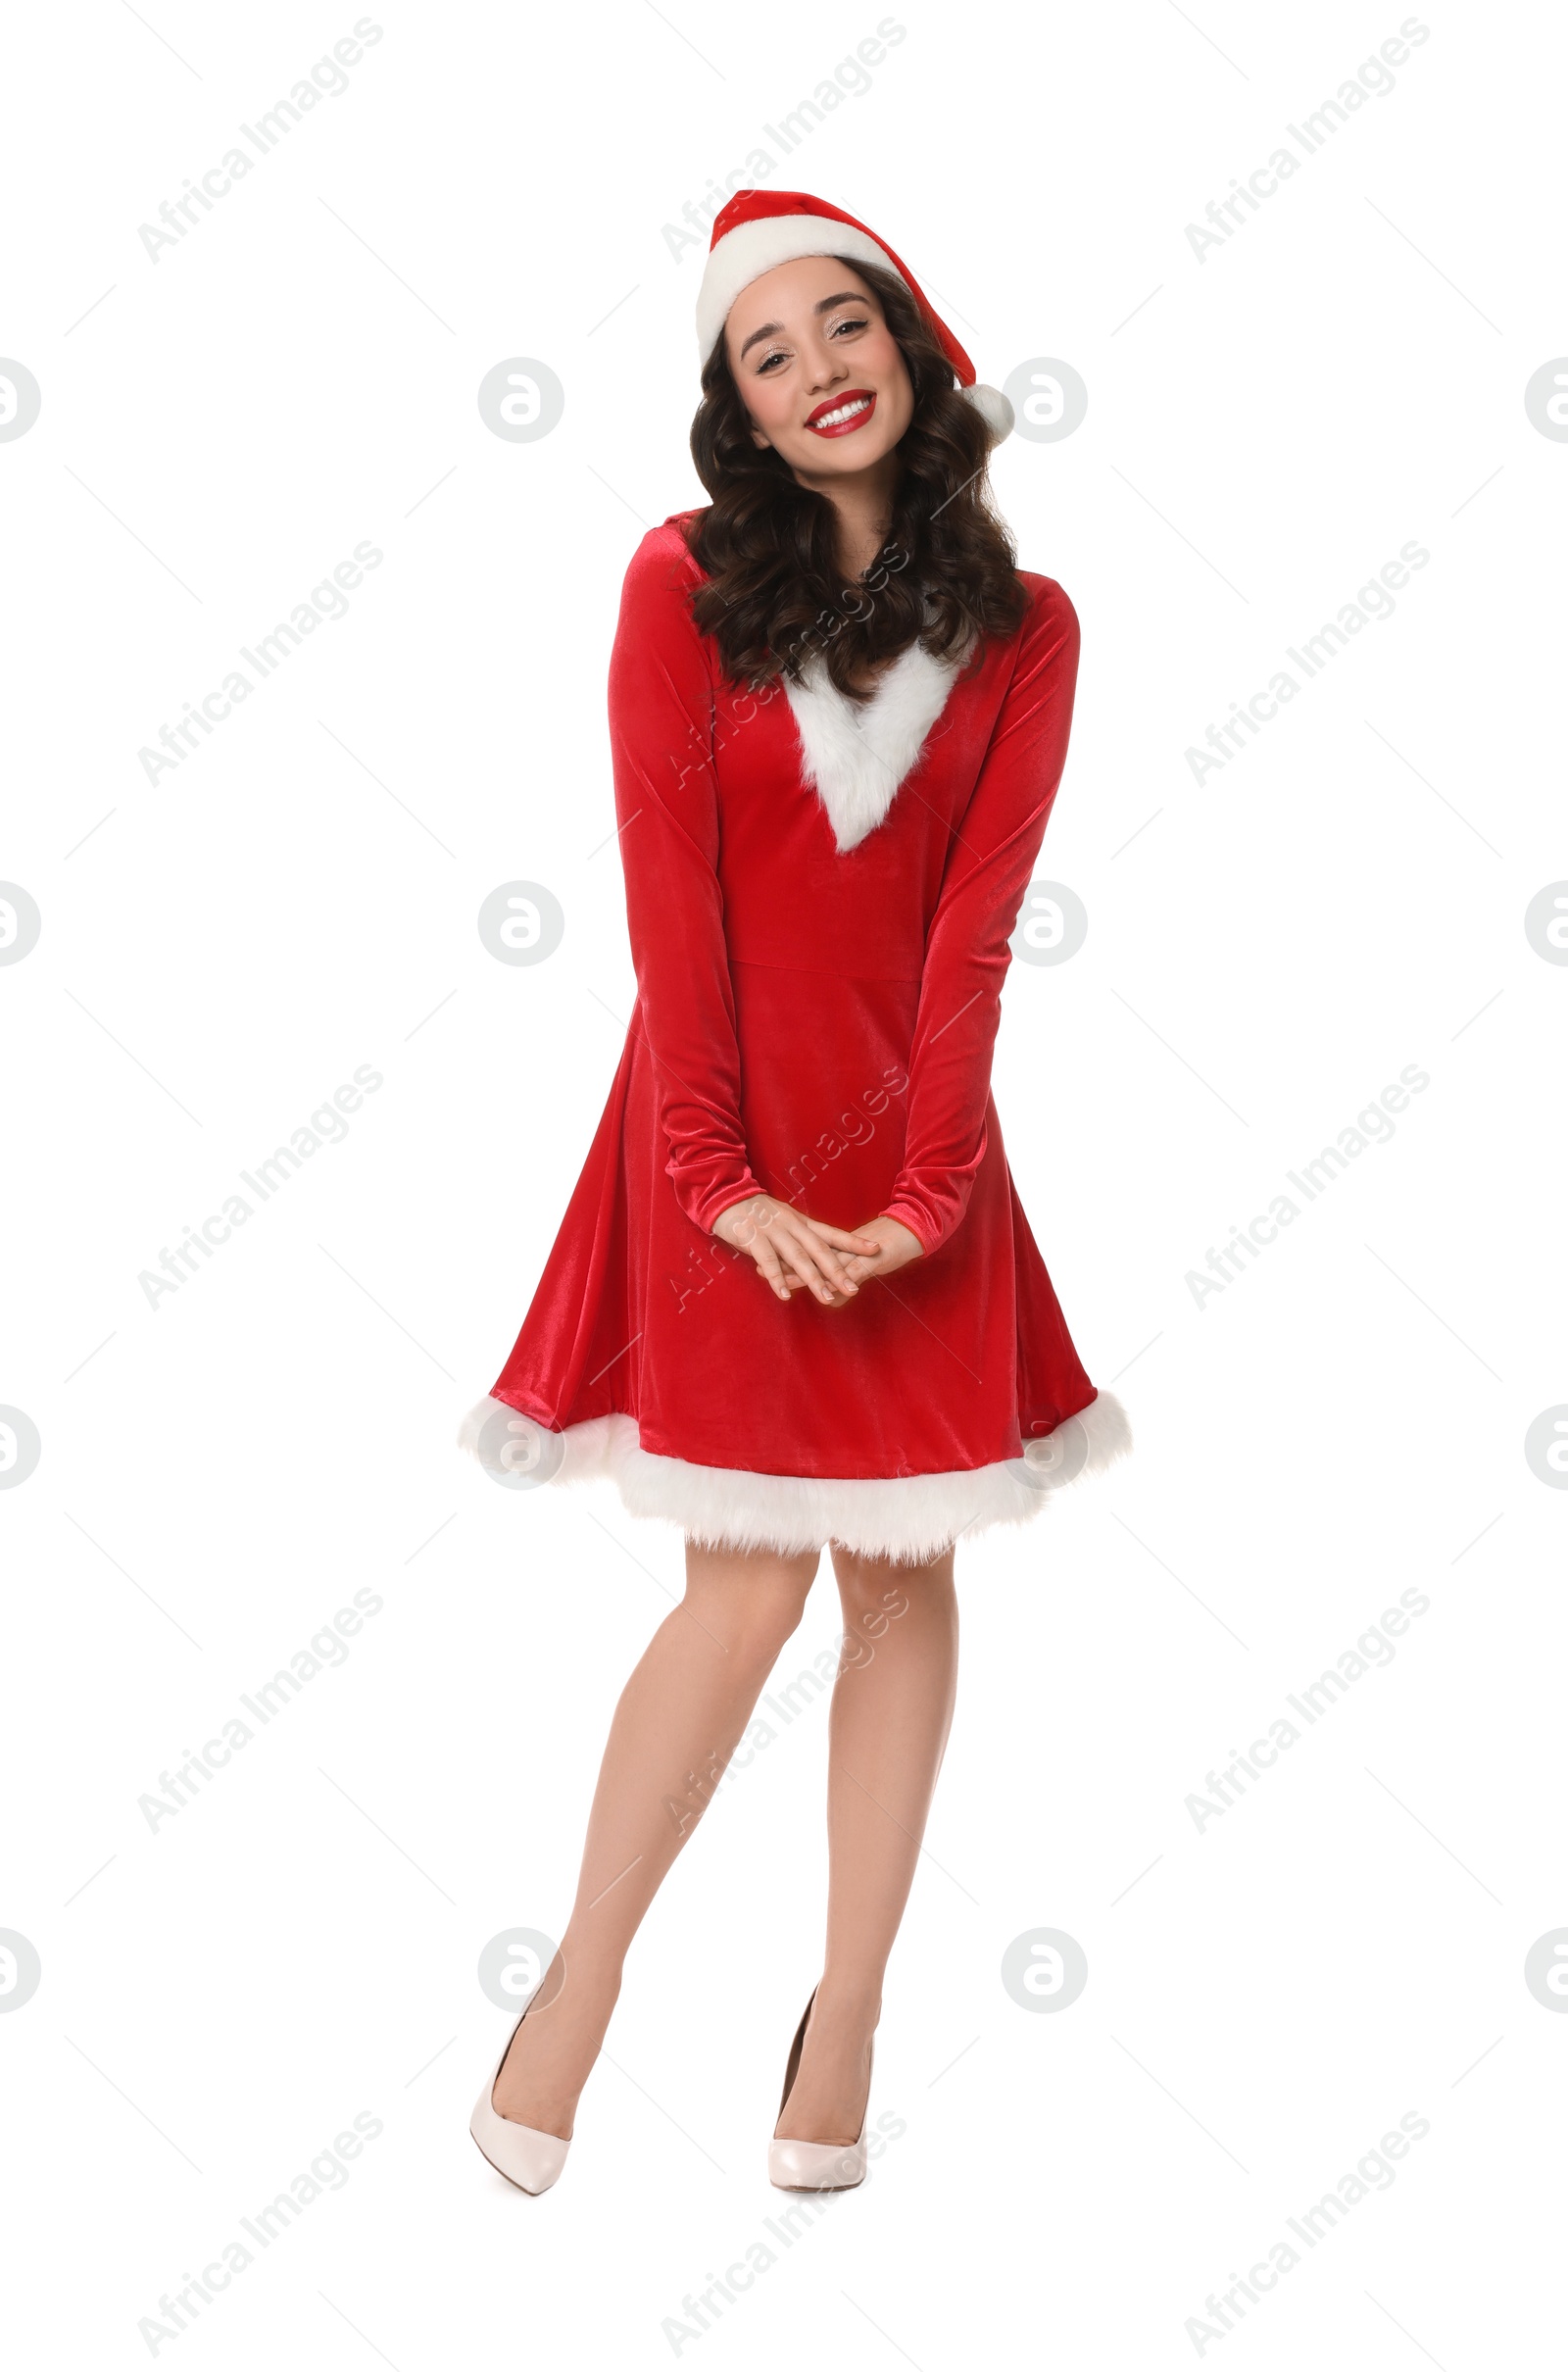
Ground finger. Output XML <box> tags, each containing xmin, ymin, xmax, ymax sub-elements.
<box><xmin>772</xmin><ymin>1237</ymin><xmax>830</xmax><ymax>1299</ymax></box>
<box><xmin>782</xmin><ymin>1218</ymin><xmax>861</xmax><ymax>1297</ymax></box>
<box><xmin>799</xmin><ymin>1224</ymin><xmax>878</xmax><ymax>1272</ymax></box>
<box><xmin>791</xmin><ymin>1272</ymin><xmax>841</xmax><ymax>1304</ymax></box>
<box><xmin>754</xmin><ymin>1216</ymin><xmax>807</xmax><ymax>1292</ymax></box>
<box><xmin>749</xmin><ymin>1237</ymin><xmax>793</xmax><ymax>1303</ymax></box>
<box><xmin>811</xmin><ymin>1221</ymin><xmax>885</xmax><ymax>1255</ymax></box>
<box><xmin>785</xmin><ymin>1230</ymin><xmax>858</xmax><ymax>1301</ymax></box>
<box><xmin>834</xmin><ymin>1247</ymin><xmax>879</xmax><ymax>1279</ymax></box>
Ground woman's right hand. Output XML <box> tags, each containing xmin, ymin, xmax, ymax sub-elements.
<box><xmin>711</xmin><ymin>1194</ymin><xmax>881</xmax><ymax>1307</ymax></box>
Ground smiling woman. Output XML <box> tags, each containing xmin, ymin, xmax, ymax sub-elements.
<box><xmin>461</xmin><ymin>186</ymin><xmax>1129</xmax><ymax>2201</ymax></box>
<box><xmin>687</xmin><ymin>207</ymin><xmax>1018</xmax><ymax>700</ymax></box>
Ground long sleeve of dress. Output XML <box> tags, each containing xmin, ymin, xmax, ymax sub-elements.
<box><xmin>609</xmin><ymin>526</ymin><xmax>765</xmax><ymax>1236</ymax></box>
<box><xmin>879</xmin><ymin>579</ymin><xmax>1081</xmax><ymax>1259</ymax></box>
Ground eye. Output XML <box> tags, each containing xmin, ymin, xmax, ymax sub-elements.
<box><xmin>754</xmin><ymin>349</ymin><xmax>788</xmax><ymax>374</ymax></box>
<box><xmin>829</xmin><ymin>313</ymin><xmax>870</xmax><ymax>337</ymax></box>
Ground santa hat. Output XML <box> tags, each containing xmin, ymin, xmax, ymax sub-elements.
<box><xmin>696</xmin><ymin>189</ymin><xmax>1013</xmax><ymax>444</ymax></box>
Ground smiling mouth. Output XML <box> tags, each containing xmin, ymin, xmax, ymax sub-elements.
<box><xmin>806</xmin><ymin>390</ymin><xmax>876</xmax><ymax>437</ymax></box>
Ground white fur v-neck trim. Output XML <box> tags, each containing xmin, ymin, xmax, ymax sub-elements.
<box><xmin>782</xmin><ymin>638</ymin><xmax>961</xmax><ymax>852</ymax></box>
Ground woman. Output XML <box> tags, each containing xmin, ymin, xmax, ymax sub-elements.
<box><xmin>462</xmin><ymin>189</ymin><xmax>1130</xmax><ymax>2195</ymax></box>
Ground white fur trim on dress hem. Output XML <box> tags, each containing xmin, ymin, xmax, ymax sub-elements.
<box><xmin>457</xmin><ymin>1393</ymin><xmax>1132</xmax><ymax>1564</ymax></box>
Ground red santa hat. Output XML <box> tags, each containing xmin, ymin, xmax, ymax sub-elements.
<box><xmin>696</xmin><ymin>188</ymin><xmax>1013</xmax><ymax>444</ymax></box>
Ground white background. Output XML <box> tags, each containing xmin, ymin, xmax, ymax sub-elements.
<box><xmin>3</xmin><ymin>1</ymin><xmax>1565</xmax><ymax>2362</ymax></box>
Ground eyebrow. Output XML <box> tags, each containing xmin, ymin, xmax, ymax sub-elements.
<box><xmin>737</xmin><ymin>291</ymin><xmax>871</xmax><ymax>360</ymax></box>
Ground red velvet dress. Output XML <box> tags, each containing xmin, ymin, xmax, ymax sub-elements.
<box><xmin>461</xmin><ymin>516</ymin><xmax>1130</xmax><ymax>1559</ymax></box>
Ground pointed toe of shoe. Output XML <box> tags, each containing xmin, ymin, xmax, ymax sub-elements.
<box><xmin>767</xmin><ymin>2134</ymin><xmax>868</xmax><ymax>2192</ymax></box>
<box><xmin>469</xmin><ymin>2087</ymin><xmax>571</xmax><ymax>2195</ymax></box>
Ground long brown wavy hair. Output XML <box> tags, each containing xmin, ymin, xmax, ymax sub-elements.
<box><xmin>682</xmin><ymin>256</ymin><xmax>1029</xmax><ymax>701</ymax></box>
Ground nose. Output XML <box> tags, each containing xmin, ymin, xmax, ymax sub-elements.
<box><xmin>804</xmin><ymin>336</ymin><xmax>849</xmax><ymax>395</ymax></box>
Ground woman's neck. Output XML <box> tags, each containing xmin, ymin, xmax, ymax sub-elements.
<box><xmin>793</xmin><ymin>449</ymin><xmax>901</xmax><ymax>582</ymax></box>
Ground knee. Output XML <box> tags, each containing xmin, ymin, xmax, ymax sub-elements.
<box><xmin>735</xmin><ymin>1587</ymin><xmax>812</xmax><ymax>1667</ymax></box>
<box><xmin>832</xmin><ymin>1549</ymin><xmax>918</xmax><ymax>1625</ymax></box>
<box><xmin>682</xmin><ymin>1544</ymin><xmax>818</xmax><ymax>1664</ymax></box>
<box><xmin>832</xmin><ymin>1548</ymin><xmax>948</xmax><ymax>1659</ymax></box>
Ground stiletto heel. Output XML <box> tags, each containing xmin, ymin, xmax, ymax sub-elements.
<box><xmin>767</xmin><ymin>1986</ymin><xmax>873</xmax><ymax>2192</ymax></box>
<box><xmin>468</xmin><ymin>1992</ymin><xmax>572</xmax><ymax>2195</ymax></box>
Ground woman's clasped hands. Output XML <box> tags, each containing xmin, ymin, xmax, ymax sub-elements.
<box><xmin>711</xmin><ymin>1194</ymin><xmax>923</xmax><ymax>1307</ymax></box>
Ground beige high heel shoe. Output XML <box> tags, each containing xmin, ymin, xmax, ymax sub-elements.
<box><xmin>468</xmin><ymin>1993</ymin><xmax>572</xmax><ymax>2195</ymax></box>
<box><xmin>767</xmin><ymin>1986</ymin><xmax>874</xmax><ymax>2192</ymax></box>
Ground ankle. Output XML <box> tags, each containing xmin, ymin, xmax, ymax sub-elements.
<box><xmin>810</xmin><ymin>1975</ymin><xmax>882</xmax><ymax>2029</ymax></box>
<box><xmin>539</xmin><ymin>1941</ymin><xmax>623</xmax><ymax>2019</ymax></box>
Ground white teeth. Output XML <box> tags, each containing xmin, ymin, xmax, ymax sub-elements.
<box><xmin>811</xmin><ymin>396</ymin><xmax>871</xmax><ymax>428</ymax></box>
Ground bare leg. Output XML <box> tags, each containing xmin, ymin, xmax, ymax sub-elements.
<box><xmin>493</xmin><ymin>1537</ymin><xmax>819</xmax><ymax>2138</ymax></box>
<box><xmin>773</xmin><ymin>1540</ymin><xmax>959</xmax><ymax>2145</ymax></box>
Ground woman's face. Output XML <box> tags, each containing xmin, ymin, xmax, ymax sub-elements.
<box><xmin>722</xmin><ymin>256</ymin><xmax>914</xmax><ymax>484</ymax></box>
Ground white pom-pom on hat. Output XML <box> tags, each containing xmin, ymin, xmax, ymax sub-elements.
<box><xmin>962</xmin><ymin>384</ymin><xmax>1014</xmax><ymax>444</ymax></box>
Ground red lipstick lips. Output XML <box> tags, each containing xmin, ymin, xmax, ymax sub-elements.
<box><xmin>805</xmin><ymin>389</ymin><xmax>876</xmax><ymax>437</ymax></box>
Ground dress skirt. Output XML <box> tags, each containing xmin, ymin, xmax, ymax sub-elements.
<box><xmin>459</xmin><ymin>516</ymin><xmax>1132</xmax><ymax>1562</ymax></box>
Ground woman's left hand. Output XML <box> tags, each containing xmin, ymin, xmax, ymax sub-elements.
<box><xmin>781</xmin><ymin>1212</ymin><xmax>923</xmax><ymax>1296</ymax></box>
